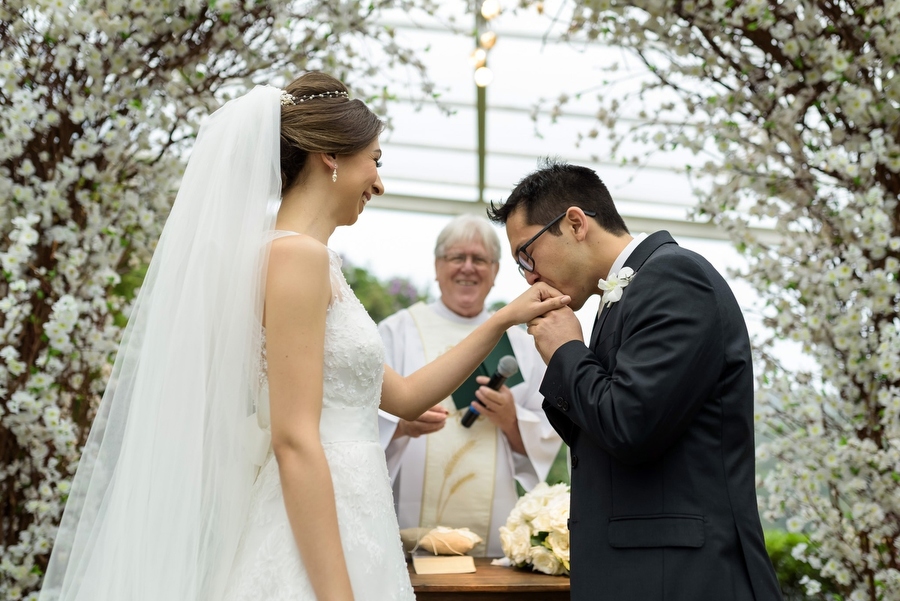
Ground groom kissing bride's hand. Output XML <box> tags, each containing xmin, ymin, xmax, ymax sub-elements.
<box><xmin>487</xmin><ymin>160</ymin><xmax>783</xmax><ymax>601</ymax></box>
<box><xmin>521</xmin><ymin>286</ymin><xmax>584</xmax><ymax>366</ymax></box>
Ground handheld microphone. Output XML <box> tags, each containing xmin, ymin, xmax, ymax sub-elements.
<box><xmin>461</xmin><ymin>355</ymin><xmax>519</xmax><ymax>428</ymax></box>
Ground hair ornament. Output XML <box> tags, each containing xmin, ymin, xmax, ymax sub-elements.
<box><xmin>280</xmin><ymin>90</ymin><xmax>349</xmax><ymax>106</ymax></box>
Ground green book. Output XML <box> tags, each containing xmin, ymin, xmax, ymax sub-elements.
<box><xmin>449</xmin><ymin>332</ymin><xmax>524</xmax><ymax>411</ymax></box>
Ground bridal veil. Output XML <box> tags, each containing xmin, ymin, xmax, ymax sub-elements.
<box><xmin>40</xmin><ymin>85</ymin><xmax>283</xmax><ymax>601</ymax></box>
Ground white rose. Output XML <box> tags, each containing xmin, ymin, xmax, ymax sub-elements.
<box><xmin>532</xmin><ymin>493</ymin><xmax>569</xmax><ymax>533</ymax></box>
<box><xmin>499</xmin><ymin>523</ymin><xmax>532</xmax><ymax>566</ymax></box>
<box><xmin>546</xmin><ymin>531</ymin><xmax>570</xmax><ymax>564</ymax></box>
<box><xmin>552</xmin><ymin>500</ymin><xmax>570</xmax><ymax>533</ymax></box>
<box><xmin>530</xmin><ymin>544</ymin><xmax>565</xmax><ymax>576</ymax></box>
<box><xmin>545</xmin><ymin>482</ymin><xmax>570</xmax><ymax>497</ymax></box>
<box><xmin>505</xmin><ymin>505</ymin><xmax>525</xmax><ymax>528</ymax></box>
<box><xmin>525</xmin><ymin>481</ymin><xmax>555</xmax><ymax>501</ymax></box>
<box><xmin>530</xmin><ymin>511</ymin><xmax>552</xmax><ymax>533</ymax></box>
<box><xmin>516</xmin><ymin>494</ymin><xmax>545</xmax><ymax>521</ymax></box>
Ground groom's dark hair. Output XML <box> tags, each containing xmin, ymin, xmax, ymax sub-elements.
<box><xmin>487</xmin><ymin>158</ymin><xmax>629</xmax><ymax>236</ymax></box>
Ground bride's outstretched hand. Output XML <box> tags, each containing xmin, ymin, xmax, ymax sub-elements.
<box><xmin>497</xmin><ymin>282</ymin><xmax>570</xmax><ymax>328</ymax></box>
<box><xmin>499</xmin><ymin>283</ymin><xmax>583</xmax><ymax>364</ymax></box>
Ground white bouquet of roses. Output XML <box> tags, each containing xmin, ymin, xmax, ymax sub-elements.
<box><xmin>499</xmin><ymin>482</ymin><xmax>570</xmax><ymax>576</ymax></box>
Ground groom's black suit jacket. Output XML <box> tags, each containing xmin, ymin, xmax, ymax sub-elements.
<box><xmin>540</xmin><ymin>232</ymin><xmax>782</xmax><ymax>601</ymax></box>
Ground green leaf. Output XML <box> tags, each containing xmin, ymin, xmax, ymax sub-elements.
<box><xmin>530</xmin><ymin>531</ymin><xmax>548</xmax><ymax>546</ymax></box>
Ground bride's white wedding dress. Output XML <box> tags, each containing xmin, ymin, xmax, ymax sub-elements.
<box><xmin>225</xmin><ymin>242</ymin><xmax>415</xmax><ymax>601</ymax></box>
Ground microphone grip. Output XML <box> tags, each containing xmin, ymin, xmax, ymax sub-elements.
<box><xmin>485</xmin><ymin>372</ymin><xmax>508</xmax><ymax>390</ymax></box>
<box><xmin>460</xmin><ymin>406</ymin><xmax>480</xmax><ymax>428</ymax></box>
<box><xmin>461</xmin><ymin>374</ymin><xmax>508</xmax><ymax>428</ymax></box>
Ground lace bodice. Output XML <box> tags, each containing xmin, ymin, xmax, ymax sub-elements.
<box><xmin>257</xmin><ymin>246</ymin><xmax>384</xmax><ymax>416</ymax></box>
<box><xmin>319</xmin><ymin>249</ymin><xmax>385</xmax><ymax>410</ymax></box>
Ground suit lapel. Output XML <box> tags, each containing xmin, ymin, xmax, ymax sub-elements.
<box><xmin>588</xmin><ymin>231</ymin><xmax>677</xmax><ymax>349</ymax></box>
<box><xmin>589</xmin><ymin>295</ymin><xmax>613</xmax><ymax>349</ymax></box>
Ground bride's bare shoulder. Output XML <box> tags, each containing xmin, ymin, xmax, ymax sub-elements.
<box><xmin>269</xmin><ymin>233</ymin><xmax>328</xmax><ymax>263</ymax></box>
<box><xmin>267</xmin><ymin>234</ymin><xmax>331</xmax><ymax>288</ymax></box>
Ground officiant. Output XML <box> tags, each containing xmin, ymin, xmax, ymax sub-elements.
<box><xmin>378</xmin><ymin>214</ymin><xmax>562</xmax><ymax>557</ymax></box>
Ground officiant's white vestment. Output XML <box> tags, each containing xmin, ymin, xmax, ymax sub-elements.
<box><xmin>378</xmin><ymin>300</ymin><xmax>562</xmax><ymax>557</ymax></box>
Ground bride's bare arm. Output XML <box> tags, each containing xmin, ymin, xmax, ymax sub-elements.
<box><xmin>380</xmin><ymin>283</ymin><xmax>570</xmax><ymax>421</ymax></box>
<box><xmin>266</xmin><ymin>236</ymin><xmax>354</xmax><ymax>601</ymax></box>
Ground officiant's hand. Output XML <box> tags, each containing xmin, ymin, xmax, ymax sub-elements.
<box><xmin>473</xmin><ymin>376</ymin><xmax>526</xmax><ymax>455</ymax></box>
<box><xmin>527</xmin><ymin>306</ymin><xmax>583</xmax><ymax>364</ymax></box>
<box><xmin>393</xmin><ymin>405</ymin><xmax>448</xmax><ymax>439</ymax></box>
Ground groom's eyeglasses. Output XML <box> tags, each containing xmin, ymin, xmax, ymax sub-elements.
<box><xmin>516</xmin><ymin>210</ymin><xmax>597</xmax><ymax>277</ymax></box>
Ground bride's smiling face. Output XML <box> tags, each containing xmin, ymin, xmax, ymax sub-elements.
<box><xmin>334</xmin><ymin>138</ymin><xmax>384</xmax><ymax>225</ymax></box>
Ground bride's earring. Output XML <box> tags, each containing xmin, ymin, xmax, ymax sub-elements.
<box><xmin>332</xmin><ymin>164</ymin><xmax>338</xmax><ymax>183</ymax></box>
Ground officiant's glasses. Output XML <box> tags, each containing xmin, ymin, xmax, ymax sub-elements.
<box><xmin>440</xmin><ymin>253</ymin><xmax>494</xmax><ymax>268</ymax></box>
<box><xmin>516</xmin><ymin>210</ymin><xmax>597</xmax><ymax>276</ymax></box>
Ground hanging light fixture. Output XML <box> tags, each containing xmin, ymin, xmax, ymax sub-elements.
<box><xmin>470</xmin><ymin>48</ymin><xmax>487</xmax><ymax>68</ymax></box>
<box><xmin>474</xmin><ymin>66</ymin><xmax>494</xmax><ymax>87</ymax></box>
<box><xmin>479</xmin><ymin>31</ymin><xmax>497</xmax><ymax>50</ymax></box>
<box><xmin>481</xmin><ymin>0</ymin><xmax>501</xmax><ymax>20</ymax></box>
<box><xmin>474</xmin><ymin>0</ymin><xmax>500</xmax><ymax>87</ymax></box>
<box><xmin>474</xmin><ymin>0</ymin><xmax>499</xmax><ymax>202</ymax></box>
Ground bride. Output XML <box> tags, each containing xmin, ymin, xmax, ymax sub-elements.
<box><xmin>39</xmin><ymin>72</ymin><xmax>568</xmax><ymax>601</ymax></box>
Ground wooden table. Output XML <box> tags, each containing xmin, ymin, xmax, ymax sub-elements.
<box><xmin>409</xmin><ymin>557</ymin><xmax>570</xmax><ymax>600</ymax></box>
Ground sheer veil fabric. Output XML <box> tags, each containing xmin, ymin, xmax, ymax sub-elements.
<box><xmin>40</xmin><ymin>86</ymin><xmax>283</xmax><ymax>601</ymax></box>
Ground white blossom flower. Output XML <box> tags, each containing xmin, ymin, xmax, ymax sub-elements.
<box><xmin>598</xmin><ymin>267</ymin><xmax>635</xmax><ymax>308</ymax></box>
<box><xmin>786</xmin><ymin>516</ymin><xmax>806</xmax><ymax>533</ymax></box>
<box><xmin>801</xmin><ymin>575</ymin><xmax>823</xmax><ymax>595</ymax></box>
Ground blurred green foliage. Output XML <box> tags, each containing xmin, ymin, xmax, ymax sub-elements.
<box><xmin>110</xmin><ymin>258</ymin><xmax>427</xmax><ymax>327</ymax></box>
<box><xmin>488</xmin><ymin>300</ymin><xmax>508</xmax><ymax>312</ymax></box>
<box><xmin>545</xmin><ymin>444</ymin><xmax>570</xmax><ymax>486</ymax></box>
<box><xmin>341</xmin><ymin>260</ymin><xmax>429</xmax><ymax>323</ymax></box>
<box><xmin>764</xmin><ymin>530</ymin><xmax>840</xmax><ymax>600</ymax></box>
<box><xmin>111</xmin><ymin>264</ymin><xmax>149</xmax><ymax>327</ymax></box>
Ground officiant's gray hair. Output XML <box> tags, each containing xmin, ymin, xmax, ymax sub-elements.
<box><xmin>434</xmin><ymin>214</ymin><xmax>502</xmax><ymax>263</ymax></box>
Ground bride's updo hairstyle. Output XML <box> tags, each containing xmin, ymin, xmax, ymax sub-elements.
<box><xmin>279</xmin><ymin>71</ymin><xmax>383</xmax><ymax>194</ymax></box>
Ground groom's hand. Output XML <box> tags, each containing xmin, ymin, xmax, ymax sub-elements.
<box><xmin>499</xmin><ymin>282</ymin><xmax>570</xmax><ymax>328</ymax></box>
<box><xmin>526</xmin><ymin>306</ymin><xmax>583</xmax><ymax>364</ymax></box>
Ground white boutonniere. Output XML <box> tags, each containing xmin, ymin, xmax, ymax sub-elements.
<box><xmin>598</xmin><ymin>267</ymin><xmax>635</xmax><ymax>309</ymax></box>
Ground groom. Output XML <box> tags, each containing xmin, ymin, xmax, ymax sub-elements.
<box><xmin>488</xmin><ymin>161</ymin><xmax>782</xmax><ymax>601</ymax></box>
